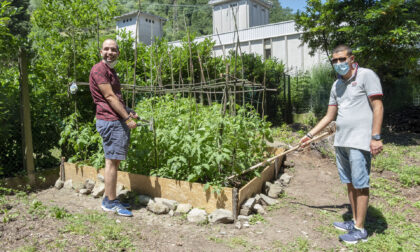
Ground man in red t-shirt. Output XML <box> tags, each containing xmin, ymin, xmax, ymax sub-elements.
<box><xmin>89</xmin><ymin>39</ymin><xmax>137</xmax><ymax>217</ymax></box>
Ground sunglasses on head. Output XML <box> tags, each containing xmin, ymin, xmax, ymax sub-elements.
<box><xmin>331</xmin><ymin>57</ymin><xmax>348</xmax><ymax>64</ymax></box>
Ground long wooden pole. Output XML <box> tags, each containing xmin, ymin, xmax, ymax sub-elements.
<box><xmin>227</xmin><ymin>129</ymin><xmax>335</xmax><ymax>181</ymax></box>
<box><xmin>19</xmin><ymin>47</ymin><xmax>35</xmax><ymax>185</ymax></box>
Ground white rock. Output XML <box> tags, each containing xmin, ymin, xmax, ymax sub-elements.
<box><xmin>235</xmin><ymin>221</ymin><xmax>242</xmax><ymax>229</ymax></box>
<box><xmin>63</xmin><ymin>179</ymin><xmax>73</xmax><ymax>190</ymax></box>
<box><xmin>147</xmin><ymin>200</ymin><xmax>169</xmax><ymax>214</ymax></box>
<box><xmin>254</xmin><ymin>194</ymin><xmax>262</xmax><ymax>204</ymax></box>
<box><xmin>240</xmin><ymin>208</ymin><xmax>252</xmax><ymax>216</ymax></box>
<box><xmin>169</xmin><ymin>210</ymin><xmax>174</xmax><ymax>217</ymax></box>
<box><xmin>97</xmin><ymin>174</ymin><xmax>105</xmax><ymax>182</ymax></box>
<box><xmin>138</xmin><ymin>195</ymin><xmax>152</xmax><ymax>206</ymax></box>
<box><xmin>187</xmin><ymin>208</ymin><xmax>207</xmax><ymax>223</ymax></box>
<box><xmin>72</xmin><ymin>182</ymin><xmax>85</xmax><ymax>192</ymax></box>
<box><xmin>154</xmin><ymin>198</ymin><xmax>178</xmax><ymax>211</ymax></box>
<box><xmin>174</xmin><ymin>203</ymin><xmax>192</xmax><ymax>215</ymax></box>
<box><xmin>54</xmin><ymin>179</ymin><xmax>64</xmax><ymax>189</ymax></box>
<box><xmin>279</xmin><ymin>173</ymin><xmax>292</xmax><ymax>185</ymax></box>
<box><xmin>79</xmin><ymin>189</ymin><xmax>90</xmax><ymax>195</ymax></box>
<box><xmin>264</xmin><ymin>181</ymin><xmax>273</xmax><ymax>194</ymax></box>
<box><xmin>266</xmin><ymin>183</ymin><xmax>284</xmax><ymax>198</ymax></box>
<box><xmin>259</xmin><ymin>194</ymin><xmax>278</xmax><ymax>206</ymax></box>
<box><xmin>91</xmin><ymin>182</ymin><xmax>105</xmax><ymax>198</ymax></box>
<box><xmin>238</xmin><ymin>215</ymin><xmax>250</xmax><ymax>221</ymax></box>
<box><xmin>283</xmin><ymin>160</ymin><xmax>295</xmax><ymax>168</ymax></box>
<box><xmin>208</xmin><ymin>209</ymin><xmax>234</xmax><ymax>224</ymax></box>
<box><xmin>84</xmin><ymin>179</ymin><xmax>96</xmax><ymax>191</ymax></box>
<box><xmin>253</xmin><ymin>204</ymin><xmax>266</xmax><ymax>215</ymax></box>
<box><xmin>116</xmin><ymin>183</ymin><xmax>124</xmax><ymax>195</ymax></box>
<box><xmin>243</xmin><ymin>197</ymin><xmax>256</xmax><ymax>210</ymax></box>
<box><xmin>117</xmin><ymin>189</ymin><xmax>130</xmax><ymax>200</ymax></box>
<box><xmin>243</xmin><ymin>221</ymin><xmax>250</xmax><ymax>228</ymax></box>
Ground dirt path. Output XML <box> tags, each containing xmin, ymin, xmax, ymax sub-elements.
<box><xmin>2</xmin><ymin>147</ymin><xmax>367</xmax><ymax>251</ymax></box>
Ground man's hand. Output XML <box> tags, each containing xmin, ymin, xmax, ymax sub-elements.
<box><xmin>129</xmin><ymin>111</ymin><xmax>138</xmax><ymax>119</ymax></box>
<box><xmin>125</xmin><ymin>118</ymin><xmax>137</xmax><ymax>129</ymax></box>
<box><xmin>299</xmin><ymin>135</ymin><xmax>311</xmax><ymax>148</ymax></box>
<box><xmin>370</xmin><ymin>140</ymin><xmax>383</xmax><ymax>156</ymax></box>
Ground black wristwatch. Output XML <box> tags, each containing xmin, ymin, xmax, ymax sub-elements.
<box><xmin>372</xmin><ymin>134</ymin><xmax>382</xmax><ymax>141</ymax></box>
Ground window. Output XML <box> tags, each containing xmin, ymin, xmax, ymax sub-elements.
<box><xmin>230</xmin><ymin>3</ymin><xmax>237</xmax><ymax>7</ymax></box>
<box><xmin>146</xmin><ymin>18</ymin><xmax>148</xmax><ymax>22</ymax></box>
<box><xmin>264</xmin><ymin>49</ymin><xmax>271</xmax><ymax>59</ymax></box>
<box><xmin>130</xmin><ymin>18</ymin><xmax>132</xmax><ymax>21</ymax></box>
<box><xmin>152</xmin><ymin>20</ymin><xmax>154</xmax><ymax>24</ymax></box>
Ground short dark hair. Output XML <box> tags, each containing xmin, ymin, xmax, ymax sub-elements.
<box><xmin>333</xmin><ymin>45</ymin><xmax>352</xmax><ymax>56</ymax></box>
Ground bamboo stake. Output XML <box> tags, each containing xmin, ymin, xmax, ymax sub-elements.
<box><xmin>197</xmin><ymin>50</ymin><xmax>205</xmax><ymax>104</ymax></box>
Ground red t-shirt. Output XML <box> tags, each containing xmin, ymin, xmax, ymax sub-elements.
<box><xmin>89</xmin><ymin>61</ymin><xmax>125</xmax><ymax>121</ymax></box>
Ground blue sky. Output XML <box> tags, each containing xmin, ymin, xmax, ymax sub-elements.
<box><xmin>279</xmin><ymin>0</ymin><xmax>308</xmax><ymax>12</ymax></box>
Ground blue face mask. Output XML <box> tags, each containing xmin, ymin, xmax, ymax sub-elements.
<box><xmin>333</xmin><ymin>62</ymin><xmax>350</xmax><ymax>76</ymax></box>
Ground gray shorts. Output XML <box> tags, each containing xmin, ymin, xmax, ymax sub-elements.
<box><xmin>335</xmin><ymin>147</ymin><xmax>371</xmax><ymax>189</ymax></box>
<box><xmin>96</xmin><ymin>119</ymin><xmax>130</xmax><ymax>160</ymax></box>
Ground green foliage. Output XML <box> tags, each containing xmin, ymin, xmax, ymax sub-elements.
<box><xmin>249</xmin><ymin>213</ymin><xmax>266</xmax><ymax>225</ymax></box>
<box><xmin>49</xmin><ymin>206</ymin><xmax>71</xmax><ymax>219</ymax></box>
<box><xmin>28</xmin><ymin>199</ymin><xmax>47</xmax><ymax>218</ymax></box>
<box><xmin>0</xmin><ymin>0</ymin><xmax>17</xmax><ymax>51</ymax></box>
<box><xmin>372</xmin><ymin>143</ymin><xmax>420</xmax><ymax>187</ymax></box>
<box><xmin>269</xmin><ymin>0</ymin><xmax>295</xmax><ymax>23</ymax></box>
<box><xmin>295</xmin><ymin>0</ymin><xmax>420</xmax><ymax>110</ymax></box>
<box><xmin>290</xmin><ymin>63</ymin><xmax>336</xmax><ymax>118</ymax></box>
<box><xmin>59</xmin><ymin>112</ymin><xmax>104</xmax><ymax>168</ymax></box>
<box><xmin>126</xmin><ymin>95</ymin><xmax>272</xmax><ymax>189</ymax></box>
<box><xmin>60</xmin><ymin>94</ymin><xmax>273</xmax><ymax>189</ymax></box>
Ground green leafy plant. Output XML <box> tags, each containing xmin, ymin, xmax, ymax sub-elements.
<box><xmin>124</xmin><ymin>95</ymin><xmax>272</xmax><ymax>189</ymax></box>
<box><xmin>249</xmin><ymin>213</ymin><xmax>266</xmax><ymax>225</ymax></box>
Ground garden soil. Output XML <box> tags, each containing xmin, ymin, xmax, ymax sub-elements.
<box><xmin>1</xmin><ymin>146</ymin><xmax>419</xmax><ymax>251</ymax></box>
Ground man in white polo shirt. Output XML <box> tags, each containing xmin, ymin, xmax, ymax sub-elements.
<box><xmin>300</xmin><ymin>45</ymin><xmax>384</xmax><ymax>244</ymax></box>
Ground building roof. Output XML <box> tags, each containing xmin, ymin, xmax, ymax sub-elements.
<box><xmin>208</xmin><ymin>0</ymin><xmax>273</xmax><ymax>9</ymax></box>
<box><xmin>169</xmin><ymin>20</ymin><xmax>298</xmax><ymax>47</ymax></box>
<box><xmin>114</xmin><ymin>11</ymin><xmax>167</xmax><ymax>21</ymax></box>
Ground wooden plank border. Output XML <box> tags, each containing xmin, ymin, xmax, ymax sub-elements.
<box><xmin>0</xmin><ymin>168</ymin><xmax>59</xmax><ymax>190</ymax></box>
<box><xmin>63</xmin><ymin>163</ymin><xmax>233</xmax><ymax>214</ymax></box>
<box><xmin>238</xmin><ymin>149</ymin><xmax>285</xmax><ymax>209</ymax></box>
<box><xmin>62</xmin><ymin>148</ymin><xmax>284</xmax><ymax>214</ymax></box>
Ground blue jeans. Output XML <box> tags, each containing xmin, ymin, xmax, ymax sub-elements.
<box><xmin>96</xmin><ymin>119</ymin><xmax>130</xmax><ymax>160</ymax></box>
<box><xmin>335</xmin><ymin>147</ymin><xmax>371</xmax><ymax>189</ymax></box>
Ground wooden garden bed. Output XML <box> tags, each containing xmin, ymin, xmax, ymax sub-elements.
<box><xmin>61</xmin><ymin>148</ymin><xmax>285</xmax><ymax>216</ymax></box>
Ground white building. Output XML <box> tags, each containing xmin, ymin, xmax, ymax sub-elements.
<box><xmin>170</xmin><ymin>0</ymin><xmax>326</xmax><ymax>74</ymax></box>
<box><xmin>210</xmin><ymin>0</ymin><xmax>271</xmax><ymax>33</ymax></box>
<box><xmin>115</xmin><ymin>11</ymin><xmax>166</xmax><ymax>45</ymax></box>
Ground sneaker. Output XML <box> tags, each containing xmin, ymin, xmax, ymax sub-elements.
<box><xmin>333</xmin><ymin>220</ymin><xmax>355</xmax><ymax>231</ymax></box>
<box><xmin>114</xmin><ymin>199</ymin><xmax>131</xmax><ymax>209</ymax></box>
<box><xmin>101</xmin><ymin>198</ymin><xmax>133</xmax><ymax>217</ymax></box>
<box><xmin>103</xmin><ymin>196</ymin><xmax>131</xmax><ymax>209</ymax></box>
<box><xmin>339</xmin><ymin>228</ymin><xmax>368</xmax><ymax>244</ymax></box>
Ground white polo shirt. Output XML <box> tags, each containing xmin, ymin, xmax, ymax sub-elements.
<box><xmin>328</xmin><ymin>66</ymin><xmax>383</xmax><ymax>152</ymax></box>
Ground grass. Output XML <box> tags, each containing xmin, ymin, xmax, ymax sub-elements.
<box><xmin>271</xmin><ymin>237</ymin><xmax>311</xmax><ymax>251</ymax></box>
<box><xmin>249</xmin><ymin>213</ymin><xmax>266</xmax><ymax>225</ymax></box>
<box><xmin>372</xmin><ymin>143</ymin><xmax>420</xmax><ymax>186</ymax></box>
<box><xmin>271</xmin><ymin>124</ymin><xmax>305</xmax><ymax>145</ymax></box>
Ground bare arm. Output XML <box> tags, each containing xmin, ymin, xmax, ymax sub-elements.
<box><xmin>299</xmin><ymin>105</ymin><xmax>337</xmax><ymax>145</ymax></box>
<box><xmin>98</xmin><ymin>83</ymin><xmax>136</xmax><ymax>128</ymax></box>
<box><xmin>369</xmin><ymin>96</ymin><xmax>384</xmax><ymax>155</ymax></box>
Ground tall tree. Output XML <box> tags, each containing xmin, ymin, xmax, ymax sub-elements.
<box><xmin>270</xmin><ymin>0</ymin><xmax>295</xmax><ymax>23</ymax></box>
<box><xmin>296</xmin><ymin>0</ymin><xmax>420</xmax><ymax>106</ymax></box>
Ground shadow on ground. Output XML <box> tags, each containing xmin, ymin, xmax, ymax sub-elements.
<box><xmin>290</xmin><ymin>202</ymin><xmax>388</xmax><ymax>236</ymax></box>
